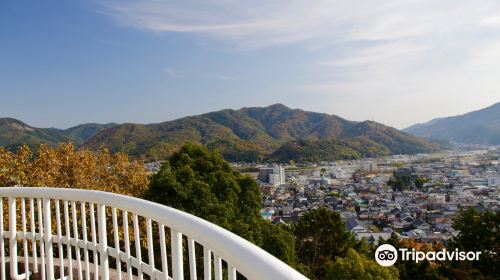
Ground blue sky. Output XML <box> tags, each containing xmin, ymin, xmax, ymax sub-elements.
<box><xmin>1</xmin><ymin>0</ymin><xmax>500</xmax><ymax>129</ymax></box>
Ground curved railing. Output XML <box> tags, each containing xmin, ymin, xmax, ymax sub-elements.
<box><xmin>0</xmin><ymin>187</ymin><xmax>308</xmax><ymax>280</ymax></box>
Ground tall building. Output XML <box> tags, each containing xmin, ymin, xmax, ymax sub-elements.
<box><xmin>258</xmin><ymin>165</ymin><xmax>285</xmax><ymax>186</ymax></box>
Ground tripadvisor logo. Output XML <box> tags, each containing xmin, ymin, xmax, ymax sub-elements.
<box><xmin>375</xmin><ymin>244</ymin><xmax>398</xmax><ymax>266</ymax></box>
<box><xmin>375</xmin><ymin>244</ymin><xmax>481</xmax><ymax>266</ymax></box>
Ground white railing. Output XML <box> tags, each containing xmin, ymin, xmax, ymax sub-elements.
<box><xmin>0</xmin><ymin>187</ymin><xmax>308</xmax><ymax>280</ymax></box>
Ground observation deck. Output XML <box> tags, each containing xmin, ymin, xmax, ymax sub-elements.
<box><xmin>0</xmin><ymin>187</ymin><xmax>308</xmax><ymax>280</ymax></box>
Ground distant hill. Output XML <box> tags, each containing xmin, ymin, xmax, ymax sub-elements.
<box><xmin>404</xmin><ymin>102</ymin><xmax>500</xmax><ymax>145</ymax></box>
<box><xmin>0</xmin><ymin>119</ymin><xmax>117</xmax><ymax>151</ymax></box>
<box><xmin>0</xmin><ymin>118</ymin><xmax>68</xmax><ymax>150</ymax></box>
<box><xmin>82</xmin><ymin>104</ymin><xmax>442</xmax><ymax>161</ymax></box>
<box><xmin>54</xmin><ymin>123</ymin><xmax>118</xmax><ymax>145</ymax></box>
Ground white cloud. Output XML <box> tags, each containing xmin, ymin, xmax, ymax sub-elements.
<box><xmin>101</xmin><ymin>0</ymin><xmax>500</xmax><ymax>48</ymax></box>
<box><xmin>481</xmin><ymin>15</ymin><xmax>500</xmax><ymax>27</ymax></box>
<box><xmin>102</xmin><ymin>0</ymin><xmax>500</xmax><ymax>128</ymax></box>
<box><xmin>164</xmin><ymin>68</ymin><xmax>181</xmax><ymax>78</ymax></box>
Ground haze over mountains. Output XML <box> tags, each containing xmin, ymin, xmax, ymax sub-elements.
<box><xmin>404</xmin><ymin>102</ymin><xmax>500</xmax><ymax>145</ymax></box>
<box><xmin>0</xmin><ymin>104</ymin><xmax>442</xmax><ymax>162</ymax></box>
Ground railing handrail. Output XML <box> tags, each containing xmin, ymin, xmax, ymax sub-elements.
<box><xmin>1</xmin><ymin>187</ymin><xmax>308</xmax><ymax>280</ymax></box>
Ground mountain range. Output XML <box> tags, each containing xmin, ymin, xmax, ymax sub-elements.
<box><xmin>0</xmin><ymin>118</ymin><xmax>117</xmax><ymax>150</ymax></box>
<box><xmin>404</xmin><ymin>102</ymin><xmax>500</xmax><ymax>145</ymax></box>
<box><xmin>1</xmin><ymin>104</ymin><xmax>442</xmax><ymax>162</ymax></box>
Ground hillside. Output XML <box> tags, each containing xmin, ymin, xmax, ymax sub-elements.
<box><xmin>0</xmin><ymin>119</ymin><xmax>117</xmax><ymax>151</ymax></box>
<box><xmin>404</xmin><ymin>102</ymin><xmax>500</xmax><ymax>145</ymax></box>
<box><xmin>0</xmin><ymin>118</ymin><xmax>69</xmax><ymax>150</ymax></box>
<box><xmin>57</xmin><ymin>123</ymin><xmax>118</xmax><ymax>145</ymax></box>
<box><xmin>83</xmin><ymin>104</ymin><xmax>442</xmax><ymax>161</ymax></box>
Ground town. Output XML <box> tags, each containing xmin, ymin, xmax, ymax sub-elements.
<box><xmin>231</xmin><ymin>147</ymin><xmax>500</xmax><ymax>247</ymax></box>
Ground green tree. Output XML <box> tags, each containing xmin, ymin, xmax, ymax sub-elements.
<box><xmin>415</xmin><ymin>177</ymin><xmax>426</xmax><ymax>189</ymax></box>
<box><xmin>388</xmin><ymin>178</ymin><xmax>405</xmax><ymax>192</ymax></box>
<box><xmin>146</xmin><ymin>142</ymin><xmax>297</xmax><ymax>265</ymax></box>
<box><xmin>261</xmin><ymin>222</ymin><xmax>297</xmax><ymax>265</ymax></box>
<box><xmin>147</xmin><ymin>142</ymin><xmax>262</xmax><ymax>241</ymax></box>
<box><xmin>446</xmin><ymin>208</ymin><xmax>500</xmax><ymax>279</ymax></box>
<box><xmin>295</xmin><ymin>207</ymin><xmax>356</xmax><ymax>279</ymax></box>
<box><xmin>326</xmin><ymin>248</ymin><xmax>399</xmax><ymax>280</ymax></box>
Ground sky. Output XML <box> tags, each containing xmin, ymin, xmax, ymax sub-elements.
<box><xmin>1</xmin><ymin>0</ymin><xmax>499</xmax><ymax>129</ymax></box>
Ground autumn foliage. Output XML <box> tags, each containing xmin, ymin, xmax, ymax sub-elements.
<box><xmin>0</xmin><ymin>143</ymin><xmax>149</xmax><ymax>197</ymax></box>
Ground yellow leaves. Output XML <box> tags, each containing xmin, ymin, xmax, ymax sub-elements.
<box><xmin>0</xmin><ymin>143</ymin><xmax>149</xmax><ymax>197</ymax></box>
<box><xmin>0</xmin><ymin>147</ymin><xmax>14</xmax><ymax>186</ymax></box>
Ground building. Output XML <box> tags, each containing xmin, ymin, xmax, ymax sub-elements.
<box><xmin>488</xmin><ymin>177</ymin><xmax>500</xmax><ymax>187</ymax></box>
<box><xmin>360</xmin><ymin>161</ymin><xmax>378</xmax><ymax>172</ymax></box>
<box><xmin>258</xmin><ymin>165</ymin><xmax>285</xmax><ymax>186</ymax></box>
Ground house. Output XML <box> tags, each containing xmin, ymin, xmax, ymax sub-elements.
<box><xmin>346</xmin><ymin>218</ymin><xmax>367</xmax><ymax>233</ymax></box>
<box><xmin>412</xmin><ymin>219</ymin><xmax>432</xmax><ymax>232</ymax></box>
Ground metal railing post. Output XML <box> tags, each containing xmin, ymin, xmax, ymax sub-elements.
<box><xmin>171</xmin><ymin>229</ymin><xmax>183</xmax><ymax>280</ymax></box>
<box><xmin>97</xmin><ymin>204</ymin><xmax>109</xmax><ymax>280</ymax></box>
<box><xmin>8</xmin><ymin>197</ymin><xmax>19</xmax><ymax>279</ymax></box>
<box><xmin>8</xmin><ymin>197</ymin><xmax>29</xmax><ymax>280</ymax></box>
<box><xmin>43</xmin><ymin>198</ymin><xmax>55</xmax><ymax>280</ymax></box>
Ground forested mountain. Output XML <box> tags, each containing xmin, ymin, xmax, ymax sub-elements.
<box><xmin>0</xmin><ymin>118</ymin><xmax>116</xmax><ymax>150</ymax></box>
<box><xmin>404</xmin><ymin>102</ymin><xmax>500</xmax><ymax>145</ymax></box>
<box><xmin>82</xmin><ymin>104</ymin><xmax>442</xmax><ymax>161</ymax></box>
<box><xmin>1</xmin><ymin>104</ymin><xmax>442</xmax><ymax>161</ymax></box>
<box><xmin>0</xmin><ymin>118</ymin><xmax>68</xmax><ymax>150</ymax></box>
<box><xmin>51</xmin><ymin>122</ymin><xmax>118</xmax><ymax>145</ymax></box>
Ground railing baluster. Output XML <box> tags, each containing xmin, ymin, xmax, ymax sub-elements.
<box><xmin>123</xmin><ymin>211</ymin><xmax>132</xmax><ymax>280</ymax></box>
<box><xmin>8</xmin><ymin>197</ymin><xmax>19</xmax><ymax>279</ymax></box>
<box><xmin>133</xmin><ymin>214</ymin><xmax>143</xmax><ymax>280</ymax></box>
<box><xmin>146</xmin><ymin>218</ymin><xmax>155</xmax><ymax>273</ymax></box>
<box><xmin>72</xmin><ymin>201</ymin><xmax>83</xmax><ymax>280</ymax></box>
<box><xmin>187</xmin><ymin>238</ymin><xmax>197</xmax><ymax>280</ymax></box>
<box><xmin>21</xmin><ymin>198</ymin><xmax>29</xmax><ymax>279</ymax></box>
<box><xmin>112</xmin><ymin>208</ymin><xmax>122</xmax><ymax>280</ymax></box>
<box><xmin>30</xmin><ymin>198</ymin><xmax>37</xmax><ymax>273</ymax></box>
<box><xmin>55</xmin><ymin>200</ymin><xmax>64</xmax><ymax>279</ymax></box>
<box><xmin>64</xmin><ymin>200</ymin><xmax>73</xmax><ymax>280</ymax></box>
<box><xmin>43</xmin><ymin>198</ymin><xmax>55</xmax><ymax>280</ymax></box>
<box><xmin>37</xmin><ymin>198</ymin><xmax>46</xmax><ymax>280</ymax></box>
<box><xmin>214</xmin><ymin>254</ymin><xmax>222</xmax><ymax>280</ymax></box>
<box><xmin>203</xmin><ymin>248</ymin><xmax>211</xmax><ymax>280</ymax></box>
<box><xmin>159</xmin><ymin>224</ymin><xmax>168</xmax><ymax>280</ymax></box>
<box><xmin>81</xmin><ymin>202</ymin><xmax>90</xmax><ymax>280</ymax></box>
<box><xmin>228</xmin><ymin>264</ymin><xmax>237</xmax><ymax>280</ymax></box>
<box><xmin>0</xmin><ymin>198</ymin><xmax>4</xmax><ymax>280</ymax></box>
<box><xmin>171</xmin><ymin>229</ymin><xmax>183</xmax><ymax>280</ymax></box>
<box><xmin>89</xmin><ymin>203</ymin><xmax>99</xmax><ymax>280</ymax></box>
<box><xmin>97</xmin><ymin>204</ymin><xmax>109</xmax><ymax>280</ymax></box>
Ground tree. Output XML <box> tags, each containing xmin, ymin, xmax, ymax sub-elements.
<box><xmin>295</xmin><ymin>207</ymin><xmax>356</xmax><ymax>279</ymax></box>
<box><xmin>261</xmin><ymin>222</ymin><xmax>297</xmax><ymax>266</ymax></box>
<box><xmin>146</xmin><ymin>142</ymin><xmax>297</xmax><ymax>265</ymax></box>
<box><xmin>0</xmin><ymin>143</ymin><xmax>148</xmax><ymax>197</ymax></box>
<box><xmin>326</xmin><ymin>248</ymin><xmax>399</xmax><ymax>280</ymax></box>
<box><xmin>384</xmin><ymin>234</ymin><xmax>440</xmax><ymax>280</ymax></box>
<box><xmin>446</xmin><ymin>208</ymin><xmax>500</xmax><ymax>279</ymax></box>
<box><xmin>388</xmin><ymin>178</ymin><xmax>405</xmax><ymax>192</ymax></box>
<box><xmin>147</xmin><ymin>143</ymin><xmax>262</xmax><ymax>240</ymax></box>
<box><xmin>415</xmin><ymin>177</ymin><xmax>426</xmax><ymax>189</ymax></box>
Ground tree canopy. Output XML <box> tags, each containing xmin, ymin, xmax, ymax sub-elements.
<box><xmin>326</xmin><ymin>248</ymin><xmax>399</xmax><ymax>280</ymax></box>
<box><xmin>295</xmin><ymin>207</ymin><xmax>357</xmax><ymax>279</ymax></box>
<box><xmin>0</xmin><ymin>143</ymin><xmax>148</xmax><ymax>196</ymax></box>
<box><xmin>447</xmin><ymin>208</ymin><xmax>500</xmax><ymax>279</ymax></box>
<box><xmin>146</xmin><ymin>142</ymin><xmax>297</xmax><ymax>264</ymax></box>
